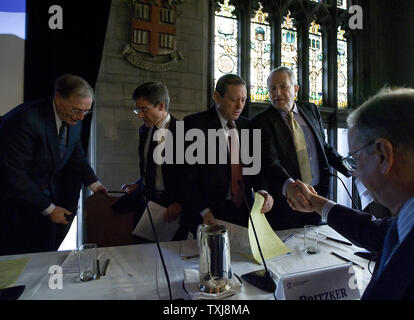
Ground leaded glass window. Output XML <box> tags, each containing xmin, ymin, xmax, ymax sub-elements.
<box><xmin>309</xmin><ymin>20</ymin><xmax>323</xmax><ymax>106</ymax></box>
<box><xmin>337</xmin><ymin>0</ymin><xmax>347</xmax><ymax>10</ymax></box>
<box><xmin>337</xmin><ymin>26</ymin><xmax>348</xmax><ymax>108</ymax></box>
<box><xmin>214</xmin><ymin>0</ymin><xmax>239</xmax><ymax>88</ymax></box>
<box><xmin>281</xmin><ymin>11</ymin><xmax>298</xmax><ymax>82</ymax></box>
<box><xmin>250</xmin><ymin>2</ymin><xmax>271</xmax><ymax>102</ymax></box>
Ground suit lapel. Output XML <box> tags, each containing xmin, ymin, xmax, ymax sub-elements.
<box><xmin>139</xmin><ymin>125</ymin><xmax>150</xmax><ymax>178</ymax></box>
<box><xmin>267</xmin><ymin>106</ymin><xmax>300</xmax><ymax>175</ymax></box>
<box><xmin>44</xmin><ymin>100</ymin><xmax>61</xmax><ymax>168</ymax></box>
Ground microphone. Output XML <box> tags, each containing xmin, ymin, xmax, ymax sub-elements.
<box><xmin>141</xmin><ymin>182</ymin><xmax>173</xmax><ymax>300</ymax></box>
<box><xmin>240</xmin><ymin>185</ymin><xmax>278</xmax><ymax>294</ymax></box>
<box><xmin>329</xmin><ymin>173</ymin><xmax>361</xmax><ymax>211</ymax></box>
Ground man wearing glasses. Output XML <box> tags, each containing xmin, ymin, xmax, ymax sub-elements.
<box><xmin>290</xmin><ymin>87</ymin><xmax>414</xmax><ymax>299</ymax></box>
<box><xmin>0</xmin><ymin>74</ymin><xmax>107</xmax><ymax>255</ymax></box>
<box><xmin>113</xmin><ymin>81</ymin><xmax>188</xmax><ymax>241</ymax></box>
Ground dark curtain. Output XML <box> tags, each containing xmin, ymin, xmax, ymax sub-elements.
<box><xmin>24</xmin><ymin>0</ymin><xmax>112</xmax><ymax>215</ymax></box>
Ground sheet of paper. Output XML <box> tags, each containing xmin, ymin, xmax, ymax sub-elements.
<box><xmin>0</xmin><ymin>257</ymin><xmax>29</xmax><ymax>289</ymax></box>
<box><xmin>248</xmin><ymin>193</ymin><xmax>291</xmax><ymax>264</ymax></box>
<box><xmin>132</xmin><ymin>201</ymin><xmax>180</xmax><ymax>241</ymax></box>
<box><xmin>214</xmin><ymin>219</ymin><xmax>250</xmax><ymax>255</ymax></box>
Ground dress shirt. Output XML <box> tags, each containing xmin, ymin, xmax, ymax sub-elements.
<box><xmin>280</xmin><ymin>103</ymin><xmax>321</xmax><ymax>197</ymax></box>
<box><xmin>143</xmin><ymin>113</ymin><xmax>171</xmax><ymax>191</ymax></box>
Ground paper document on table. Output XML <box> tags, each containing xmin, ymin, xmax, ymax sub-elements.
<box><xmin>215</xmin><ymin>193</ymin><xmax>290</xmax><ymax>264</ymax></box>
<box><xmin>248</xmin><ymin>192</ymin><xmax>290</xmax><ymax>264</ymax></box>
<box><xmin>0</xmin><ymin>257</ymin><xmax>29</xmax><ymax>289</ymax></box>
<box><xmin>214</xmin><ymin>219</ymin><xmax>251</xmax><ymax>255</ymax></box>
<box><xmin>132</xmin><ymin>201</ymin><xmax>180</xmax><ymax>241</ymax></box>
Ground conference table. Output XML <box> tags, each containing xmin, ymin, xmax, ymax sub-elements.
<box><xmin>1</xmin><ymin>225</ymin><xmax>373</xmax><ymax>300</ymax></box>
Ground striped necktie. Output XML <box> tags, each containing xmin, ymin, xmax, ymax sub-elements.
<box><xmin>227</xmin><ymin>121</ymin><xmax>243</xmax><ymax>207</ymax></box>
<box><xmin>376</xmin><ymin>219</ymin><xmax>399</xmax><ymax>278</ymax></box>
<box><xmin>288</xmin><ymin>111</ymin><xmax>312</xmax><ymax>184</ymax></box>
<box><xmin>58</xmin><ymin>122</ymin><xmax>67</xmax><ymax>159</ymax></box>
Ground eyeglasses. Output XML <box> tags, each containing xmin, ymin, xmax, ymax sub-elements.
<box><xmin>133</xmin><ymin>104</ymin><xmax>155</xmax><ymax>115</ymax></box>
<box><xmin>71</xmin><ymin>108</ymin><xmax>92</xmax><ymax>116</ymax></box>
<box><xmin>342</xmin><ymin>141</ymin><xmax>374</xmax><ymax>172</ymax></box>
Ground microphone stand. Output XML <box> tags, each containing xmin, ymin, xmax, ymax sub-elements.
<box><xmin>241</xmin><ymin>188</ymin><xmax>278</xmax><ymax>293</ymax></box>
<box><xmin>141</xmin><ymin>183</ymin><xmax>173</xmax><ymax>300</ymax></box>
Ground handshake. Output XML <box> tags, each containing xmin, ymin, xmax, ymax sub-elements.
<box><xmin>286</xmin><ymin>179</ymin><xmax>329</xmax><ymax>215</ymax></box>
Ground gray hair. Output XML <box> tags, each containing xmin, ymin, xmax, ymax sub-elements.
<box><xmin>54</xmin><ymin>74</ymin><xmax>94</xmax><ymax>99</ymax></box>
<box><xmin>132</xmin><ymin>81</ymin><xmax>170</xmax><ymax>111</ymax></box>
<box><xmin>267</xmin><ymin>66</ymin><xmax>298</xmax><ymax>86</ymax></box>
<box><xmin>347</xmin><ymin>87</ymin><xmax>414</xmax><ymax>152</ymax></box>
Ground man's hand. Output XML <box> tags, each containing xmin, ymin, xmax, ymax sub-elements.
<box><xmin>289</xmin><ymin>180</ymin><xmax>327</xmax><ymax>214</ymax></box>
<box><xmin>163</xmin><ymin>202</ymin><xmax>182</xmax><ymax>223</ymax></box>
<box><xmin>121</xmin><ymin>183</ymin><xmax>138</xmax><ymax>194</ymax></box>
<box><xmin>202</xmin><ymin>211</ymin><xmax>216</xmax><ymax>225</ymax></box>
<box><xmin>257</xmin><ymin>190</ymin><xmax>273</xmax><ymax>213</ymax></box>
<box><xmin>286</xmin><ymin>181</ymin><xmax>314</xmax><ymax>212</ymax></box>
<box><xmin>48</xmin><ymin>206</ymin><xmax>72</xmax><ymax>224</ymax></box>
<box><xmin>94</xmin><ymin>184</ymin><xmax>109</xmax><ymax>197</ymax></box>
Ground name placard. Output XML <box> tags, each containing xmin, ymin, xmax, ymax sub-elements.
<box><xmin>275</xmin><ymin>263</ymin><xmax>361</xmax><ymax>300</ymax></box>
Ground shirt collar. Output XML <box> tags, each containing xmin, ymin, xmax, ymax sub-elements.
<box><xmin>155</xmin><ymin>113</ymin><xmax>171</xmax><ymax>130</ymax></box>
<box><xmin>277</xmin><ymin>102</ymin><xmax>298</xmax><ymax>118</ymax></box>
<box><xmin>397</xmin><ymin>195</ymin><xmax>414</xmax><ymax>243</ymax></box>
<box><xmin>215</xmin><ymin>105</ymin><xmax>235</xmax><ymax>130</ymax></box>
<box><xmin>53</xmin><ymin>100</ymin><xmax>62</xmax><ymax>133</ymax></box>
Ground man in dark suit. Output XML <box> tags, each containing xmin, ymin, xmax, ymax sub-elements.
<box><xmin>291</xmin><ymin>87</ymin><xmax>414</xmax><ymax>299</ymax></box>
<box><xmin>113</xmin><ymin>82</ymin><xmax>187</xmax><ymax>241</ymax></box>
<box><xmin>182</xmin><ymin>74</ymin><xmax>273</xmax><ymax>233</ymax></box>
<box><xmin>0</xmin><ymin>74</ymin><xmax>107</xmax><ymax>255</ymax></box>
<box><xmin>252</xmin><ymin>66</ymin><xmax>350</xmax><ymax>230</ymax></box>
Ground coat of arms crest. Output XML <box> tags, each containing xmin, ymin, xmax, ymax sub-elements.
<box><xmin>123</xmin><ymin>0</ymin><xmax>183</xmax><ymax>72</ymax></box>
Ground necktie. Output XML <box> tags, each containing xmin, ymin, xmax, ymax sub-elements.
<box><xmin>58</xmin><ymin>122</ymin><xmax>67</xmax><ymax>159</ymax></box>
<box><xmin>227</xmin><ymin>121</ymin><xmax>244</xmax><ymax>207</ymax></box>
<box><xmin>376</xmin><ymin>219</ymin><xmax>399</xmax><ymax>278</ymax></box>
<box><xmin>145</xmin><ymin>127</ymin><xmax>158</xmax><ymax>193</ymax></box>
<box><xmin>287</xmin><ymin>111</ymin><xmax>312</xmax><ymax>184</ymax></box>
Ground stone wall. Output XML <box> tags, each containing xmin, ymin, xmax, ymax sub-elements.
<box><xmin>94</xmin><ymin>0</ymin><xmax>209</xmax><ymax>190</ymax></box>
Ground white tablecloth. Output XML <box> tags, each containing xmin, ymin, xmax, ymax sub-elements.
<box><xmin>0</xmin><ymin>225</ymin><xmax>373</xmax><ymax>300</ymax></box>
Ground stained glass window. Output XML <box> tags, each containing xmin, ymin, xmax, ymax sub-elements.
<box><xmin>337</xmin><ymin>27</ymin><xmax>348</xmax><ymax>108</ymax></box>
<box><xmin>281</xmin><ymin>11</ymin><xmax>298</xmax><ymax>82</ymax></box>
<box><xmin>250</xmin><ymin>2</ymin><xmax>271</xmax><ymax>103</ymax></box>
<box><xmin>309</xmin><ymin>20</ymin><xmax>323</xmax><ymax>106</ymax></box>
<box><xmin>214</xmin><ymin>0</ymin><xmax>239</xmax><ymax>88</ymax></box>
<box><xmin>337</xmin><ymin>0</ymin><xmax>347</xmax><ymax>10</ymax></box>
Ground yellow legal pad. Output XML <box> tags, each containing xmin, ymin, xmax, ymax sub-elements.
<box><xmin>0</xmin><ymin>257</ymin><xmax>29</xmax><ymax>289</ymax></box>
<box><xmin>248</xmin><ymin>193</ymin><xmax>291</xmax><ymax>264</ymax></box>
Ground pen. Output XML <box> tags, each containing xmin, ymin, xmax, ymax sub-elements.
<box><xmin>282</xmin><ymin>233</ymin><xmax>294</xmax><ymax>243</ymax></box>
<box><xmin>102</xmin><ymin>258</ymin><xmax>110</xmax><ymax>276</ymax></box>
<box><xmin>330</xmin><ymin>251</ymin><xmax>364</xmax><ymax>269</ymax></box>
<box><xmin>325</xmin><ymin>236</ymin><xmax>352</xmax><ymax>246</ymax></box>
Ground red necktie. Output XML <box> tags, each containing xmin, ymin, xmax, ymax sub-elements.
<box><xmin>227</xmin><ymin>121</ymin><xmax>244</xmax><ymax>207</ymax></box>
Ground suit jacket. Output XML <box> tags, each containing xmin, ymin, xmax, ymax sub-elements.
<box><xmin>112</xmin><ymin>116</ymin><xmax>186</xmax><ymax>231</ymax></box>
<box><xmin>252</xmin><ymin>101</ymin><xmax>349</xmax><ymax>229</ymax></box>
<box><xmin>0</xmin><ymin>98</ymin><xmax>97</xmax><ymax>255</ymax></box>
<box><xmin>182</xmin><ymin>107</ymin><xmax>266</xmax><ymax>230</ymax></box>
<box><xmin>328</xmin><ymin>204</ymin><xmax>414</xmax><ymax>300</ymax></box>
